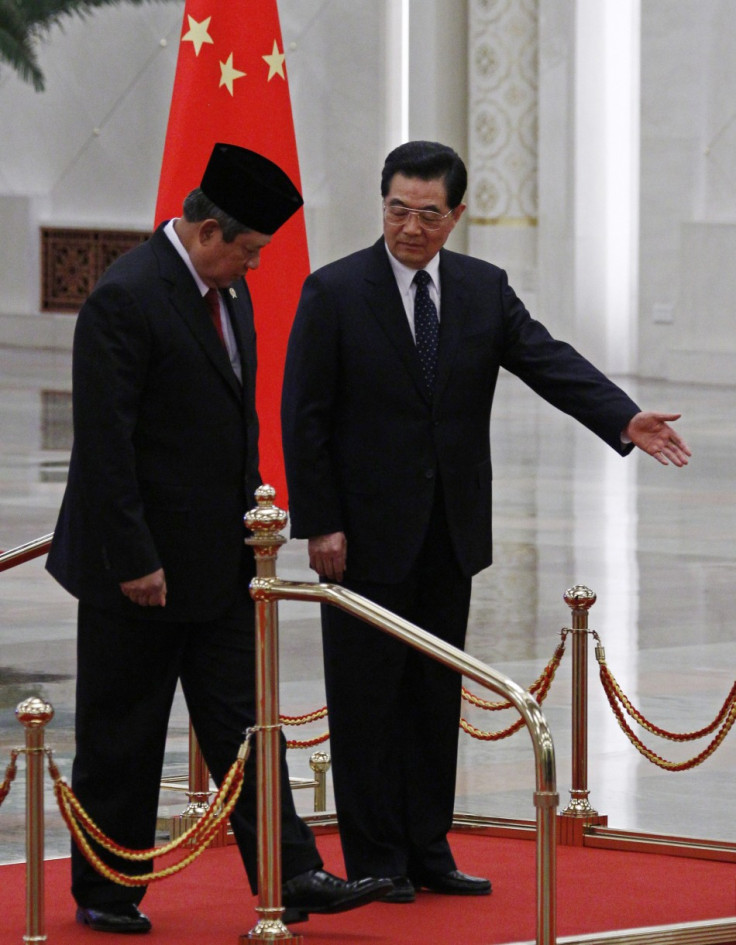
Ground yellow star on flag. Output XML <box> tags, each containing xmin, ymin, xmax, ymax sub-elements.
<box><xmin>219</xmin><ymin>53</ymin><xmax>246</xmax><ymax>95</ymax></box>
<box><xmin>262</xmin><ymin>39</ymin><xmax>286</xmax><ymax>80</ymax></box>
<box><xmin>181</xmin><ymin>15</ymin><xmax>213</xmax><ymax>56</ymax></box>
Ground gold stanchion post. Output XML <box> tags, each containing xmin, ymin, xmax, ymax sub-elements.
<box><xmin>559</xmin><ymin>585</ymin><xmax>607</xmax><ymax>843</ymax></box>
<box><xmin>167</xmin><ymin>723</ymin><xmax>229</xmax><ymax>846</ymax></box>
<box><xmin>16</xmin><ymin>696</ymin><xmax>54</xmax><ymax>945</ymax></box>
<box><xmin>181</xmin><ymin>723</ymin><xmax>212</xmax><ymax>819</ymax></box>
<box><xmin>242</xmin><ymin>485</ymin><xmax>303</xmax><ymax>944</ymax></box>
<box><xmin>308</xmin><ymin>752</ymin><xmax>330</xmax><ymax>813</ymax></box>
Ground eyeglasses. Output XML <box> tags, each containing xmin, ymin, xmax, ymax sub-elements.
<box><xmin>383</xmin><ymin>203</ymin><xmax>454</xmax><ymax>231</ymax></box>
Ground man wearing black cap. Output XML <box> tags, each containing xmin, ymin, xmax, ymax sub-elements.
<box><xmin>47</xmin><ymin>143</ymin><xmax>391</xmax><ymax>934</ymax></box>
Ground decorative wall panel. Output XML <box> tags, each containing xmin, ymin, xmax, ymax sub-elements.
<box><xmin>41</xmin><ymin>228</ymin><xmax>150</xmax><ymax>313</ymax></box>
<box><xmin>468</xmin><ymin>0</ymin><xmax>538</xmax><ymax>226</ymax></box>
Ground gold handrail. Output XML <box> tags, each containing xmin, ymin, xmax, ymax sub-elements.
<box><xmin>0</xmin><ymin>534</ymin><xmax>53</xmax><ymax>572</ymax></box>
<box><xmin>3</xmin><ymin>511</ymin><xmax>560</xmax><ymax>945</ymax></box>
<box><xmin>248</xmin><ymin>571</ymin><xmax>559</xmax><ymax>945</ymax></box>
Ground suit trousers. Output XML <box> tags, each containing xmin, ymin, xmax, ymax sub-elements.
<box><xmin>71</xmin><ymin>584</ymin><xmax>321</xmax><ymax>907</ymax></box>
<box><xmin>321</xmin><ymin>489</ymin><xmax>472</xmax><ymax>880</ymax></box>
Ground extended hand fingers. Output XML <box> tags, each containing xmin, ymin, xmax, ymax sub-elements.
<box><xmin>653</xmin><ymin>432</ymin><xmax>691</xmax><ymax>467</ymax></box>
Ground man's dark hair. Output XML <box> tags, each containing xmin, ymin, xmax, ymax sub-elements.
<box><xmin>380</xmin><ymin>141</ymin><xmax>468</xmax><ymax>209</ymax></box>
<box><xmin>182</xmin><ymin>188</ymin><xmax>252</xmax><ymax>242</ymax></box>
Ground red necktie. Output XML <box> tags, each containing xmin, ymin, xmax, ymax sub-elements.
<box><xmin>205</xmin><ymin>288</ymin><xmax>226</xmax><ymax>349</ymax></box>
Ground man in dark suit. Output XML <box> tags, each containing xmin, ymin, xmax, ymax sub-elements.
<box><xmin>47</xmin><ymin>143</ymin><xmax>390</xmax><ymax>934</ymax></box>
<box><xmin>281</xmin><ymin>140</ymin><xmax>691</xmax><ymax>904</ymax></box>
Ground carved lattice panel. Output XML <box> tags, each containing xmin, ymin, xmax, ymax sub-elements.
<box><xmin>41</xmin><ymin>227</ymin><xmax>150</xmax><ymax>313</ymax></box>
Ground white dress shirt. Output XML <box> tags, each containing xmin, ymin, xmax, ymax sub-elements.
<box><xmin>385</xmin><ymin>243</ymin><xmax>441</xmax><ymax>340</ymax></box>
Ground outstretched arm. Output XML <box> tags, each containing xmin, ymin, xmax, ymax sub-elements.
<box><xmin>624</xmin><ymin>412</ymin><xmax>692</xmax><ymax>466</ymax></box>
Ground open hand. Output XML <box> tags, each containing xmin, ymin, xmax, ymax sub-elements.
<box><xmin>624</xmin><ymin>412</ymin><xmax>691</xmax><ymax>467</ymax></box>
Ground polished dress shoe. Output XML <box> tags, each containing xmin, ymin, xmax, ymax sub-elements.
<box><xmin>281</xmin><ymin>869</ymin><xmax>393</xmax><ymax>922</ymax></box>
<box><xmin>381</xmin><ymin>876</ymin><xmax>416</xmax><ymax>903</ymax></box>
<box><xmin>76</xmin><ymin>903</ymin><xmax>152</xmax><ymax>933</ymax></box>
<box><xmin>414</xmin><ymin>869</ymin><xmax>492</xmax><ymax>896</ymax></box>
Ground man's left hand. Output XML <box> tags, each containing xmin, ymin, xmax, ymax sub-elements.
<box><xmin>625</xmin><ymin>412</ymin><xmax>692</xmax><ymax>466</ymax></box>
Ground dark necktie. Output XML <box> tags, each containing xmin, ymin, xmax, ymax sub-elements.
<box><xmin>204</xmin><ymin>287</ymin><xmax>226</xmax><ymax>349</ymax></box>
<box><xmin>413</xmin><ymin>269</ymin><xmax>439</xmax><ymax>392</ymax></box>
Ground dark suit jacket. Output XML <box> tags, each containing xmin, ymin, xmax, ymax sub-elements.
<box><xmin>47</xmin><ymin>223</ymin><xmax>261</xmax><ymax>621</ymax></box>
<box><xmin>281</xmin><ymin>238</ymin><xmax>641</xmax><ymax>584</ymax></box>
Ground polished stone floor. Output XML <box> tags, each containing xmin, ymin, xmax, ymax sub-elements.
<box><xmin>1</xmin><ymin>345</ymin><xmax>735</xmax><ymax>867</ymax></box>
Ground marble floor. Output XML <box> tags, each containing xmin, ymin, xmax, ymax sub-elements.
<box><xmin>1</xmin><ymin>345</ymin><xmax>735</xmax><ymax>868</ymax></box>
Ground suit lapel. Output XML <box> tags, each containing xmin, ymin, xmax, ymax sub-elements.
<box><xmin>362</xmin><ymin>240</ymin><xmax>432</xmax><ymax>403</ymax></box>
<box><xmin>152</xmin><ymin>230</ymin><xmax>242</xmax><ymax>400</ymax></box>
<box><xmin>223</xmin><ymin>281</ymin><xmax>255</xmax><ymax>395</ymax></box>
<box><xmin>435</xmin><ymin>249</ymin><xmax>470</xmax><ymax>402</ymax></box>
<box><xmin>362</xmin><ymin>240</ymin><xmax>471</xmax><ymax>405</ymax></box>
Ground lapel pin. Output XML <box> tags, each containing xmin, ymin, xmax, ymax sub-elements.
<box><xmin>229</xmin><ymin>288</ymin><xmax>238</xmax><ymax>300</ymax></box>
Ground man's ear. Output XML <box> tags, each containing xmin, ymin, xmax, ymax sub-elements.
<box><xmin>451</xmin><ymin>203</ymin><xmax>467</xmax><ymax>224</ymax></box>
<box><xmin>198</xmin><ymin>218</ymin><xmax>221</xmax><ymax>244</ymax></box>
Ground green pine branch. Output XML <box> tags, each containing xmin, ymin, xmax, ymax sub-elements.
<box><xmin>0</xmin><ymin>0</ymin><xmax>179</xmax><ymax>91</ymax></box>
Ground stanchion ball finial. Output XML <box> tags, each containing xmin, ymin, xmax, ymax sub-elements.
<box><xmin>244</xmin><ymin>484</ymin><xmax>288</xmax><ymax>537</ymax></box>
<box><xmin>309</xmin><ymin>751</ymin><xmax>331</xmax><ymax>775</ymax></box>
<box><xmin>15</xmin><ymin>697</ymin><xmax>54</xmax><ymax>727</ymax></box>
<box><xmin>563</xmin><ymin>585</ymin><xmax>597</xmax><ymax>611</ymax></box>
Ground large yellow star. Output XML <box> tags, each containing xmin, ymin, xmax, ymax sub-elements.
<box><xmin>219</xmin><ymin>52</ymin><xmax>246</xmax><ymax>95</ymax></box>
<box><xmin>181</xmin><ymin>15</ymin><xmax>213</xmax><ymax>56</ymax></box>
<box><xmin>262</xmin><ymin>39</ymin><xmax>286</xmax><ymax>81</ymax></box>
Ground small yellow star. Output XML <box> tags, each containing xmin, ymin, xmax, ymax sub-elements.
<box><xmin>219</xmin><ymin>52</ymin><xmax>246</xmax><ymax>95</ymax></box>
<box><xmin>181</xmin><ymin>15</ymin><xmax>213</xmax><ymax>56</ymax></box>
<box><xmin>262</xmin><ymin>39</ymin><xmax>286</xmax><ymax>81</ymax></box>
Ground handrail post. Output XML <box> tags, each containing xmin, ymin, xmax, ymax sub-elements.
<box><xmin>308</xmin><ymin>751</ymin><xmax>330</xmax><ymax>813</ymax></box>
<box><xmin>16</xmin><ymin>696</ymin><xmax>54</xmax><ymax>945</ymax></box>
<box><xmin>181</xmin><ymin>724</ymin><xmax>211</xmax><ymax>819</ymax></box>
<box><xmin>535</xmin><ymin>788</ymin><xmax>558</xmax><ymax>945</ymax></box>
<box><xmin>252</xmin><ymin>578</ymin><xmax>559</xmax><ymax>945</ymax></box>
<box><xmin>560</xmin><ymin>585</ymin><xmax>605</xmax><ymax>829</ymax></box>
<box><xmin>242</xmin><ymin>485</ymin><xmax>302</xmax><ymax>944</ymax></box>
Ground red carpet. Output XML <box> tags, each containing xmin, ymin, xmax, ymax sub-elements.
<box><xmin>4</xmin><ymin>831</ymin><xmax>735</xmax><ymax>944</ymax></box>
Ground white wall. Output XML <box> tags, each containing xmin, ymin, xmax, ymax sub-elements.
<box><xmin>638</xmin><ymin>0</ymin><xmax>736</xmax><ymax>383</ymax></box>
<box><xmin>538</xmin><ymin>0</ymin><xmax>736</xmax><ymax>385</ymax></box>
<box><xmin>0</xmin><ymin>4</ymin><xmax>182</xmax><ymax>228</ymax></box>
<box><xmin>1</xmin><ymin>0</ymin><xmax>735</xmax><ymax>384</ymax></box>
<box><xmin>0</xmin><ymin>0</ymin><xmax>467</xmax><ymax>332</ymax></box>
<box><xmin>0</xmin><ymin>1</ymin><xmax>182</xmax><ymax>336</ymax></box>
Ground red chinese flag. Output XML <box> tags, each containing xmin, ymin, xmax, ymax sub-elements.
<box><xmin>154</xmin><ymin>0</ymin><xmax>308</xmax><ymax>508</ymax></box>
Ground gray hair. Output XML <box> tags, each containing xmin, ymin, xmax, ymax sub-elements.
<box><xmin>182</xmin><ymin>188</ymin><xmax>251</xmax><ymax>243</ymax></box>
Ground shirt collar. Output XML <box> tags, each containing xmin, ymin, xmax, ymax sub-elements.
<box><xmin>164</xmin><ymin>218</ymin><xmax>209</xmax><ymax>297</ymax></box>
<box><xmin>384</xmin><ymin>242</ymin><xmax>441</xmax><ymax>296</ymax></box>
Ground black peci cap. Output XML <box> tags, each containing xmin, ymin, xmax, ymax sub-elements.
<box><xmin>200</xmin><ymin>142</ymin><xmax>304</xmax><ymax>235</ymax></box>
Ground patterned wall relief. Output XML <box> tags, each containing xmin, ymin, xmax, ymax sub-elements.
<box><xmin>41</xmin><ymin>228</ymin><xmax>150</xmax><ymax>313</ymax></box>
<box><xmin>468</xmin><ymin>0</ymin><xmax>538</xmax><ymax>226</ymax></box>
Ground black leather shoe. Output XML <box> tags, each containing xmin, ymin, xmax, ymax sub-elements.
<box><xmin>382</xmin><ymin>876</ymin><xmax>416</xmax><ymax>903</ymax></box>
<box><xmin>76</xmin><ymin>903</ymin><xmax>152</xmax><ymax>933</ymax></box>
<box><xmin>282</xmin><ymin>869</ymin><xmax>393</xmax><ymax>920</ymax></box>
<box><xmin>414</xmin><ymin>869</ymin><xmax>492</xmax><ymax>896</ymax></box>
<box><xmin>282</xmin><ymin>906</ymin><xmax>310</xmax><ymax>925</ymax></box>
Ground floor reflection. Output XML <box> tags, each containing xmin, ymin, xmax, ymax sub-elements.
<box><xmin>1</xmin><ymin>346</ymin><xmax>735</xmax><ymax>866</ymax></box>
